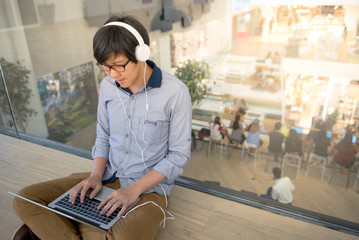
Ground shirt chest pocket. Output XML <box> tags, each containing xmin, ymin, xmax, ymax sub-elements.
<box><xmin>137</xmin><ymin>118</ymin><xmax>169</xmax><ymax>145</ymax></box>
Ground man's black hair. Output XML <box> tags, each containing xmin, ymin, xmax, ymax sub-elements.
<box><xmin>93</xmin><ymin>15</ymin><xmax>150</xmax><ymax>64</ymax></box>
<box><xmin>274</xmin><ymin>122</ymin><xmax>282</xmax><ymax>130</ymax></box>
<box><xmin>272</xmin><ymin>167</ymin><xmax>281</xmax><ymax>179</ymax></box>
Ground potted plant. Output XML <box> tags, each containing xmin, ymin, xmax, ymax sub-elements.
<box><xmin>174</xmin><ymin>59</ymin><xmax>211</xmax><ymax>109</ymax></box>
<box><xmin>175</xmin><ymin>59</ymin><xmax>212</xmax><ymax>150</ymax></box>
<box><xmin>0</xmin><ymin>57</ymin><xmax>37</xmax><ymax>132</ymax></box>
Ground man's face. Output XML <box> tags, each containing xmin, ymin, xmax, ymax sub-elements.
<box><xmin>104</xmin><ymin>54</ymin><xmax>142</xmax><ymax>92</ymax></box>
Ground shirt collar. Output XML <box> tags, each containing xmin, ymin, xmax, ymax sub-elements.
<box><xmin>115</xmin><ymin>60</ymin><xmax>162</xmax><ymax>94</ymax></box>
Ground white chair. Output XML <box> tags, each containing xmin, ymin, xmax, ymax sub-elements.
<box><xmin>305</xmin><ymin>153</ymin><xmax>327</xmax><ymax>181</ymax></box>
<box><xmin>281</xmin><ymin>153</ymin><xmax>302</xmax><ymax>179</ymax></box>
<box><xmin>241</xmin><ymin>142</ymin><xmax>258</xmax><ymax>167</ymax></box>
<box><xmin>208</xmin><ymin>137</ymin><xmax>227</xmax><ymax>160</ymax></box>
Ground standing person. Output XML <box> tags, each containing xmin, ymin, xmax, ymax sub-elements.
<box><xmin>13</xmin><ymin>15</ymin><xmax>192</xmax><ymax>240</ymax></box>
<box><xmin>230</xmin><ymin>115</ymin><xmax>244</xmax><ymax>147</ymax></box>
<box><xmin>260</xmin><ymin>167</ymin><xmax>295</xmax><ymax>204</ymax></box>
<box><xmin>254</xmin><ymin>67</ymin><xmax>263</xmax><ymax>89</ymax></box>
<box><xmin>334</xmin><ymin>130</ymin><xmax>357</xmax><ymax>175</ymax></box>
<box><xmin>268</xmin><ymin>122</ymin><xmax>285</xmax><ymax>161</ymax></box>
<box><xmin>239</xmin><ymin>98</ymin><xmax>248</xmax><ymax>113</ymax></box>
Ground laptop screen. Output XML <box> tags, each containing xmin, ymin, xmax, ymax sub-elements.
<box><xmin>290</xmin><ymin>126</ymin><xmax>303</xmax><ymax>135</ymax></box>
<box><xmin>326</xmin><ymin>131</ymin><xmax>332</xmax><ymax>138</ymax></box>
<box><xmin>342</xmin><ymin>134</ymin><xmax>358</xmax><ymax>143</ymax></box>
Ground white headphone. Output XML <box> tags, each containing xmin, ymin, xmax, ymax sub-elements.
<box><xmin>103</xmin><ymin>21</ymin><xmax>151</xmax><ymax>62</ymax></box>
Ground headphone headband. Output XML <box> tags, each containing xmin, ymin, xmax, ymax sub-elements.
<box><xmin>103</xmin><ymin>21</ymin><xmax>150</xmax><ymax>62</ymax></box>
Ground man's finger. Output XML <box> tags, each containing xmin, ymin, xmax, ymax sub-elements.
<box><xmin>69</xmin><ymin>185</ymin><xmax>82</xmax><ymax>204</ymax></box>
<box><xmin>89</xmin><ymin>185</ymin><xmax>101</xmax><ymax>199</ymax></box>
<box><xmin>97</xmin><ymin>195</ymin><xmax>110</xmax><ymax>210</ymax></box>
<box><xmin>117</xmin><ymin>205</ymin><xmax>128</xmax><ymax>218</ymax></box>
<box><xmin>80</xmin><ymin>185</ymin><xmax>89</xmax><ymax>203</ymax></box>
<box><xmin>100</xmin><ymin>199</ymin><xmax>115</xmax><ymax>215</ymax></box>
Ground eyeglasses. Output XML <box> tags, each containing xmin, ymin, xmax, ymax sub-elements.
<box><xmin>96</xmin><ymin>59</ymin><xmax>130</xmax><ymax>73</ymax></box>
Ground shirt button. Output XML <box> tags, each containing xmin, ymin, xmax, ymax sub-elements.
<box><xmin>120</xmin><ymin>168</ymin><xmax>123</xmax><ymax>171</ymax></box>
<box><xmin>131</xmin><ymin>96</ymin><xmax>134</xmax><ymax>100</ymax></box>
<box><xmin>128</xmin><ymin>115</ymin><xmax>131</xmax><ymax>119</ymax></box>
<box><xmin>125</xmin><ymin>134</ymin><xmax>129</xmax><ymax>138</ymax></box>
<box><xmin>125</xmin><ymin>151</ymin><xmax>129</xmax><ymax>155</ymax></box>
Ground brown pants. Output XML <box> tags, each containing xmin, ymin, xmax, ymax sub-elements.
<box><xmin>13</xmin><ymin>172</ymin><xmax>168</xmax><ymax>240</ymax></box>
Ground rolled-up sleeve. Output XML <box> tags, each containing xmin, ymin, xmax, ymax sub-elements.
<box><xmin>153</xmin><ymin>85</ymin><xmax>192</xmax><ymax>181</ymax></box>
<box><xmin>92</xmin><ymin>83</ymin><xmax>110</xmax><ymax>160</ymax></box>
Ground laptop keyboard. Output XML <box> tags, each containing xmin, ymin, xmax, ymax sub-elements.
<box><xmin>54</xmin><ymin>194</ymin><xmax>121</xmax><ymax>224</ymax></box>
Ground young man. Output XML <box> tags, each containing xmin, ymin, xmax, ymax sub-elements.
<box><xmin>261</xmin><ymin>167</ymin><xmax>295</xmax><ymax>205</ymax></box>
<box><xmin>13</xmin><ymin>15</ymin><xmax>192</xmax><ymax>240</ymax></box>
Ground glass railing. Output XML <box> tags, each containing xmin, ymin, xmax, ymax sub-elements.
<box><xmin>1</xmin><ymin>1</ymin><xmax>359</xmax><ymax>236</ymax></box>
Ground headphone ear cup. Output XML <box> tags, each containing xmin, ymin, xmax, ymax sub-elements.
<box><xmin>135</xmin><ymin>44</ymin><xmax>151</xmax><ymax>62</ymax></box>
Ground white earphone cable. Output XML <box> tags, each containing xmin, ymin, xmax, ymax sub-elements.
<box><xmin>115</xmin><ymin>62</ymin><xmax>173</xmax><ymax>227</ymax></box>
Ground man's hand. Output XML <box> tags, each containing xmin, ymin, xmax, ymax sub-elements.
<box><xmin>69</xmin><ymin>175</ymin><xmax>102</xmax><ymax>204</ymax></box>
<box><xmin>97</xmin><ymin>185</ymin><xmax>140</xmax><ymax>217</ymax></box>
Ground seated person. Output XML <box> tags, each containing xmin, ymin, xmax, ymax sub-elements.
<box><xmin>210</xmin><ymin>116</ymin><xmax>230</xmax><ymax>142</ymax></box>
<box><xmin>230</xmin><ymin>115</ymin><xmax>244</xmax><ymax>146</ymax></box>
<box><xmin>246</xmin><ymin>119</ymin><xmax>266</xmax><ymax>154</ymax></box>
<box><xmin>285</xmin><ymin>129</ymin><xmax>302</xmax><ymax>155</ymax></box>
<box><xmin>260</xmin><ymin>167</ymin><xmax>294</xmax><ymax>204</ymax></box>
<box><xmin>304</xmin><ymin>119</ymin><xmax>323</xmax><ymax>161</ymax></box>
<box><xmin>285</xmin><ymin>129</ymin><xmax>302</xmax><ymax>164</ymax></box>
<box><xmin>268</xmin><ymin>122</ymin><xmax>285</xmax><ymax>161</ymax></box>
<box><xmin>312</xmin><ymin>125</ymin><xmax>332</xmax><ymax>159</ymax></box>
<box><xmin>333</xmin><ymin>130</ymin><xmax>358</xmax><ymax>175</ymax></box>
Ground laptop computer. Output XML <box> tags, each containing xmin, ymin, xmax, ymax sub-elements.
<box><xmin>290</xmin><ymin>126</ymin><xmax>303</xmax><ymax>135</ymax></box>
<box><xmin>9</xmin><ymin>185</ymin><xmax>140</xmax><ymax>230</ymax></box>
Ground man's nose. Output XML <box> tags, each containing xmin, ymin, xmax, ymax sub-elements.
<box><xmin>109</xmin><ymin>68</ymin><xmax>120</xmax><ymax>78</ymax></box>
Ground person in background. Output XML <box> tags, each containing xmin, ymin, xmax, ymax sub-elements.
<box><xmin>285</xmin><ymin>128</ymin><xmax>302</xmax><ymax>164</ymax></box>
<box><xmin>246</xmin><ymin>119</ymin><xmax>266</xmax><ymax>155</ymax></box>
<box><xmin>268</xmin><ymin>122</ymin><xmax>285</xmax><ymax>162</ymax></box>
<box><xmin>210</xmin><ymin>116</ymin><xmax>230</xmax><ymax>142</ymax></box>
<box><xmin>229</xmin><ymin>98</ymin><xmax>240</xmax><ymax>114</ymax></box>
<box><xmin>254</xmin><ymin>67</ymin><xmax>263</xmax><ymax>89</ymax></box>
<box><xmin>333</xmin><ymin>130</ymin><xmax>357</xmax><ymax>175</ymax></box>
<box><xmin>260</xmin><ymin>167</ymin><xmax>294</xmax><ymax>204</ymax></box>
<box><xmin>230</xmin><ymin>115</ymin><xmax>244</xmax><ymax>147</ymax></box>
<box><xmin>239</xmin><ymin>98</ymin><xmax>248</xmax><ymax>113</ymax></box>
<box><xmin>264</xmin><ymin>51</ymin><xmax>273</xmax><ymax>64</ymax></box>
<box><xmin>272</xmin><ymin>51</ymin><xmax>281</xmax><ymax>64</ymax></box>
<box><xmin>312</xmin><ymin>124</ymin><xmax>332</xmax><ymax>161</ymax></box>
<box><xmin>304</xmin><ymin>119</ymin><xmax>323</xmax><ymax>162</ymax></box>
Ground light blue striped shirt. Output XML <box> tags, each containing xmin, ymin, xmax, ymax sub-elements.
<box><xmin>92</xmin><ymin>60</ymin><xmax>192</xmax><ymax>195</ymax></box>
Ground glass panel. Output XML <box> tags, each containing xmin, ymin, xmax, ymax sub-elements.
<box><xmin>0</xmin><ymin>0</ymin><xmax>358</xmax><ymax>230</ymax></box>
